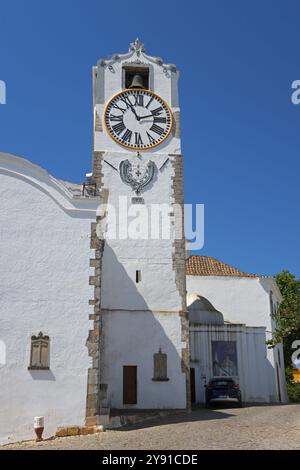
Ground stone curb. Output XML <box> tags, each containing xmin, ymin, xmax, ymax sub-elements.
<box><xmin>55</xmin><ymin>425</ymin><xmax>105</xmax><ymax>437</ymax></box>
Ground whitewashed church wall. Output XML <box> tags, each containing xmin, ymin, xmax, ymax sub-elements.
<box><xmin>101</xmin><ymin>311</ymin><xmax>187</xmax><ymax>409</ymax></box>
<box><xmin>0</xmin><ymin>165</ymin><xmax>96</xmax><ymax>444</ymax></box>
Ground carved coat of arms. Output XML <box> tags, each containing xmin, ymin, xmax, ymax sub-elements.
<box><xmin>119</xmin><ymin>159</ymin><xmax>156</xmax><ymax>195</ymax></box>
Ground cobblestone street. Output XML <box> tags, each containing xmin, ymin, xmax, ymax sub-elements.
<box><xmin>2</xmin><ymin>404</ymin><xmax>300</xmax><ymax>450</ymax></box>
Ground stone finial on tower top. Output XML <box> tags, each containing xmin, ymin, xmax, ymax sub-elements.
<box><xmin>129</xmin><ymin>38</ymin><xmax>145</xmax><ymax>54</ymax></box>
<box><xmin>97</xmin><ymin>39</ymin><xmax>177</xmax><ymax>74</ymax></box>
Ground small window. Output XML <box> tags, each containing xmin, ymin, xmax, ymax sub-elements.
<box><xmin>153</xmin><ymin>348</ymin><xmax>169</xmax><ymax>381</ymax></box>
<box><xmin>28</xmin><ymin>332</ymin><xmax>50</xmax><ymax>370</ymax></box>
<box><xmin>136</xmin><ymin>270</ymin><xmax>142</xmax><ymax>283</ymax></box>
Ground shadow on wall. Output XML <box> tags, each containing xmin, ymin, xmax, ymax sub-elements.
<box><xmin>187</xmin><ymin>294</ymin><xmax>224</xmax><ymax>325</ymax></box>
<box><xmin>99</xmin><ymin>243</ymin><xmax>188</xmax><ymax>410</ymax></box>
<box><xmin>28</xmin><ymin>370</ymin><xmax>56</xmax><ymax>381</ymax></box>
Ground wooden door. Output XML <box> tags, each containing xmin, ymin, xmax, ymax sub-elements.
<box><xmin>123</xmin><ymin>366</ymin><xmax>137</xmax><ymax>405</ymax></box>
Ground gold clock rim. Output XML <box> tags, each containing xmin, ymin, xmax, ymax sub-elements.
<box><xmin>103</xmin><ymin>88</ymin><xmax>173</xmax><ymax>151</ymax></box>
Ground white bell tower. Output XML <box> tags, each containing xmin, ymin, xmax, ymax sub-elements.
<box><xmin>86</xmin><ymin>39</ymin><xmax>190</xmax><ymax>424</ymax></box>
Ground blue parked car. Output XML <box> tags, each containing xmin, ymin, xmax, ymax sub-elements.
<box><xmin>205</xmin><ymin>378</ymin><xmax>242</xmax><ymax>407</ymax></box>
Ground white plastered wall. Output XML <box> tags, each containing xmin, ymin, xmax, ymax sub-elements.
<box><xmin>0</xmin><ymin>153</ymin><xmax>98</xmax><ymax>444</ymax></box>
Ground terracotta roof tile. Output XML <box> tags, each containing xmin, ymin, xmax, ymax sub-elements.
<box><xmin>186</xmin><ymin>256</ymin><xmax>257</xmax><ymax>278</ymax></box>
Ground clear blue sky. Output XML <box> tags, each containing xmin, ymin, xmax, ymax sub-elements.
<box><xmin>0</xmin><ymin>0</ymin><xmax>299</xmax><ymax>277</ymax></box>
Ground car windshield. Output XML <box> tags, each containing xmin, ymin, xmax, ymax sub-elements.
<box><xmin>211</xmin><ymin>380</ymin><xmax>234</xmax><ymax>386</ymax></box>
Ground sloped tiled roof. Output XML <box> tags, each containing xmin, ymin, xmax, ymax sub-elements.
<box><xmin>186</xmin><ymin>256</ymin><xmax>257</xmax><ymax>278</ymax></box>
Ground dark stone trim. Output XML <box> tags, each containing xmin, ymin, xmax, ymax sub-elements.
<box><xmin>85</xmin><ymin>151</ymin><xmax>107</xmax><ymax>426</ymax></box>
<box><xmin>170</xmin><ymin>154</ymin><xmax>191</xmax><ymax>412</ymax></box>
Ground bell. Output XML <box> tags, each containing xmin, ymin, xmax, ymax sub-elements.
<box><xmin>129</xmin><ymin>74</ymin><xmax>145</xmax><ymax>89</ymax></box>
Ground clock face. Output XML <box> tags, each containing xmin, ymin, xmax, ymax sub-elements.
<box><xmin>104</xmin><ymin>89</ymin><xmax>173</xmax><ymax>150</ymax></box>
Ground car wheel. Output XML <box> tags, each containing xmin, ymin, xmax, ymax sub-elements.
<box><xmin>237</xmin><ymin>398</ymin><xmax>243</xmax><ymax>408</ymax></box>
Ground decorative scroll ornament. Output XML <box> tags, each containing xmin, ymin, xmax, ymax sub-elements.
<box><xmin>119</xmin><ymin>159</ymin><xmax>156</xmax><ymax>195</ymax></box>
<box><xmin>32</xmin><ymin>331</ymin><xmax>49</xmax><ymax>342</ymax></box>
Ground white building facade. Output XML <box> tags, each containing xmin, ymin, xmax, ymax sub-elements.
<box><xmin>186</xmin><ymin>256</ymin><xmax>288</xmax><ymax>404</ymax></box>
<box><xmin>0</xmin><ymin>41</ymin><xmax>287</xmax><ymax>445</ymax></box>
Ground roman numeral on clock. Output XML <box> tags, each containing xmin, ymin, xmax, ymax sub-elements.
<box><xmin>109</xmin><ymin>114</ymin><xmax>123</xmax><ymax>122</ymax></box>
<box><xmin>120</xmin><ymin>95</ymin><xmax>133</xmax><ymax>109</ymax></box>
<box><xmin>147</xmin><ymin>132</ymin><xmax>156</xmax><ymax>145</ymax></box>
<box><xmin>112</xmin><ymin>103</ymin><xmax>126</xmax><ymax>114</ymax></box>
<box><xmin>150</xmin><ymin>123</ymin><xmax>164</xmax><ymax>136</ymax></box>
<box><xmin>121</xmin><ymin>129</ymin><xmax>132</xmax><ymax>144</ymax></box>
<box><xmin>151</xmin><ymin>106</ymin><xmax>163</xmax><ymax>116</ymax></box>
<box><xmin>145</xmin><ymin>95</ymin><xmax>155</xmax><ymax>109</ymax></box>
<box><xmin>112</xmin><ymin>122</ymin><xmax>125</xmax><ymax>135</ymax></box>
<box><xmin>154</xmin><ymin>116</ymin><xmax>167</xmax><ymax>124</ymax></box>
<box><xmin>135</xmin><ymin>132</ymin><xmax>143</xmax><ymax>146</ymax></box>
<box><xmin>132</xmin><ymin>94</ymin><xmax>144</xmax><ymax>107</ymax></box>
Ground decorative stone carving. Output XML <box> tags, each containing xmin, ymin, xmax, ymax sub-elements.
<box><xmin>28</xmin><ymin>332</ymin><xmax>50</xmax><ymax>370</ymax></box>
<box><xmin>97</xmin><ymin>38</ymin><xmax>177</xmax><ymax>73</ymax></box>
<box><xmin>119</xmin><ymin>159</ymin><xmax>157</xmax><ymax>195</ymax></box>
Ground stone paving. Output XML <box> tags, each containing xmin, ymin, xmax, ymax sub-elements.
<box><xmin>2</xmin><ymin>404</ymin><xmax>300</xmax><ymax>450</ymax></box>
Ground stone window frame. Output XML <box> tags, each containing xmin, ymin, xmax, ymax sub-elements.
<box><xmin>28</xmin><ymin>332</ymin><xmax>50</xmax><ymax>370</ymax></box>
<box><xmin>152</xmin><ymin>348</ymin><xmax>169</xmax><ymax>382</ymax></box>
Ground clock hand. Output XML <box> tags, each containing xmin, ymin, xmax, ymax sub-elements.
<box><xmin>125</xmin><ymin>102</ymin><xmax>140</xmax><ymax>121</ymax></box>
<box><xmin>132</xmin><ymin>107</ymin><xmax>141</xmax><ymax>120</ymax></box>
<box><xmin>104</xmin><ymin>160</ymin><xmax>119</xmax><ymax>172</ymax></box>
<box><xmin>138</xmin><ymin>114</ymin><xmax>155</xmax><ymax>120</ymax></box>
<box><xmin>159</xmin><ymin>158</ymin><xmax>170</xmax><ymax>170</ymax></box>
